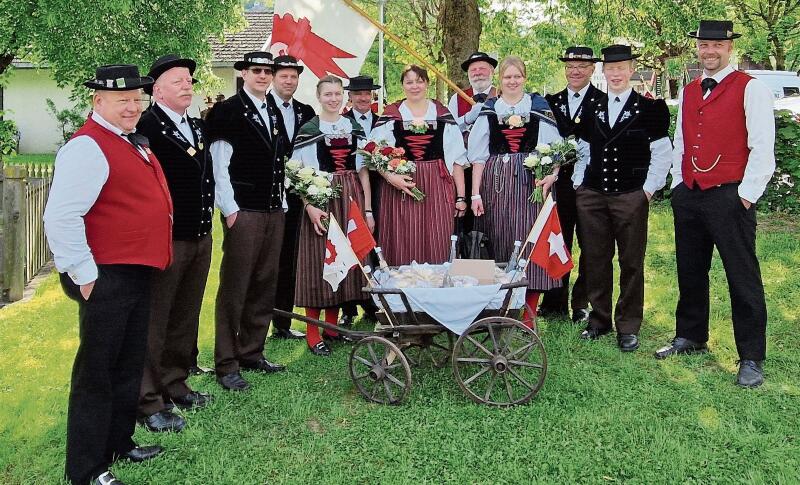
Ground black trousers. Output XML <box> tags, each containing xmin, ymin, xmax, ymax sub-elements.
<box><xmin>671</xmin><ymin>183</ymin><xmax>767</xmax><ymax>360</ymax></box>
<box><xmin>541</xmin><ymin>175</ymin><xmax>588</xmax><ymax>314</ymax></box>
<box><xmin>61</xmin><ymin>265</ymin><xmax>153</xmax><ymax>485</ymax></box>
<box><xmin>273</xmin><ymin>193</ymin><xmax>302</xmax><ymax>330</ymax></box>
<box><xmin>576</xmin><ymin>187</ymin><xmax>650</xmax><ymax>335</ymax></box>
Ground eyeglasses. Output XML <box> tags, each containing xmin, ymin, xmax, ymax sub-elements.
<box><xmin>565</xmin><ymin>65</ymin><xmax>593</xmax><ymax>71</ymax></box>
<box><xmin>249</xmin><ymin>67</ymin><xmax>273</xmax><ymax>75</ymax></box>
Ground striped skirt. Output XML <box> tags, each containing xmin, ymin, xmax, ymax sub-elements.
<box><xmin>295</xmin><ymin>171</ymin><xmax>367</xmax><ymax>308</ymax></box>
<box><xmin>379</xmin><ymin>159</ymin><xmax>454</xmax><ymax>266</ymax></box>
<box><xmin>475</xmin><ymin>152</ymin><xmax>562</xmax><ymax>291</ymax></box>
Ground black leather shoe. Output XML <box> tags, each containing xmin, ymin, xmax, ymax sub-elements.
<box><xmin>119</xmin><ymin>445</ymin><xmax>163</xmax><ymax>462</ymax></box>
<box><xmin>571</xmin><ymin>308</ymin><xmax>590</xmax><ymax>323</ymax></box>
<box><xmin>338</xmin><ymin>314</ymin><xmax>356</xmax><ymax>327</ymax></box>
<box><xmin>217</xmin><ymin>372</ymin><xmax>250</xmax><ymax>391</ymax></box>
<box><xmin>138</xmin><ymin>410</ymin><xmax>185</xmax><ymax>433</ymax></box>
<box><xmin>323</xmin><ymin>332</ymin><xmax>354</xmax><ymax>343</ymax></box>
<box><xmin>240</xmin><ymin>358</ymin><xmax>286</xmax><ymax>373</ymax></box>
<box><xmin>580</xmin><ymin>326</ymin><xmax>611</xmax><ymax>340</ymax></box>
<box><xmin>617</xmin><ymin>333</ymin><xmax>640</xmax><ymax>352</ymax></box>
<box><xmin>171</xmin><ymin>391</ymin><xmax>212</xmax><ymax>410</ymax></box>
<box><xmin>92</xmin><ymin>471</ymin><xmax>126</xmax><ymax>485</ymax></box>
<box><xmin>736</xmin><ymin>360</ymin><xmax>764</xmax><ymax>388</ymax></box>
<box><xmin>309</xmin><ymin>341</ymin><xmax>332</xmax><ymax>356</ymax></box>
<box><xmin>654</xmin><ymin>337</ymin><xmax>708</xmax><ymax>360</ymax></box>
<box><xmin>272</xmin><ymin>328</ymin><xmax>306</xmax><ymax>339</ymax></box>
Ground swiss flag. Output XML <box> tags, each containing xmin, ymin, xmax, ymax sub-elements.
<box><xmin>346</xmin><ymin>200</ymin><xmax>376</xmax><ymax>261</ymax></box>
<box><xmin>525</xmin><ymin>195</ymin><xmax>573</xmax><ymax>280</ymax></box>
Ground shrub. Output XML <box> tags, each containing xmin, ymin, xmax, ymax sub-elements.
<box><xmin>45</xmin><ymin>99</ymin><xmax>87</xmax><ymax>147</ymax></box>
<box><xmin>0</xmin><ymin>113</ymin><xmax>19</xmax><ymax>157</ymax></box>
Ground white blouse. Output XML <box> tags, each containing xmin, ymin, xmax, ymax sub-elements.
<box><xmin>369</xmin><ymin>100</ymin><xmax>467</xmax><ymax>174</ymax></box>
<box><xmin>467</xmin><ymin>95</ymin><xmax>562</xmax><ymax>164</ymax></box>
<box><xmin>293</xmin><ymin>116</ymin><xmax>365</xmax><ymax>172</ymax></box>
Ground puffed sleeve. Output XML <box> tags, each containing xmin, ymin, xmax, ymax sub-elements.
<box><xmin>467</xmin><ymin>115</ymin><xmax>490</xmax><ymax>164</ymax></box>
<box><xmin>294</xmin><ymin>143</ymin><xmax>321</xmax><ymax>171</ymax></box>
<box><xmin>443</xmin><ymin>122</ymin><xmax>467</xmax><ymax>171</ymax></box>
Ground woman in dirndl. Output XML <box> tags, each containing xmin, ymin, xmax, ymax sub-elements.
<box><xmin>468</xmin><ymin>56</ymin><xmax>563</xmax><ymax>326</ymax></box>
<box><xmin>293</xmin><ymin>75</ymin><xmax>374</xmax><ymax>356</ymax></box>
<box><xmin>369</xmin><ymin>65</ymin><xmax>468</xmax><ymax>266</ymax></box>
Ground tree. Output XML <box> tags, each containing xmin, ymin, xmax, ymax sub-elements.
<box><xmin>0</xmin><ymin>0</ymin><xmax>243</xmax><ymax>90</ymax></box>
<box><xmin>732</xmin><ymin>0</ymin><xmax>800</xmax><ymax>71</ymax></box>
<box><xmin>440</xmin><ymin>0</ymin><xmax>481</xmax><ymax>90</ymax></box>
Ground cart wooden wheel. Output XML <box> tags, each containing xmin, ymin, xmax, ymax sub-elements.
<box><xmin>403</xmin><ymin>331</ymin><xmax>454</xmax><ymax>369</ymax></box>
<box><xmin>349</xmin><ymin>336</ymin><xmax>412</xmax><ymax>405</ymax></box>
<box><xmin>452</xmin><ymin>317</ymin><xmax>547</xmax><ymax>406</ymax></box>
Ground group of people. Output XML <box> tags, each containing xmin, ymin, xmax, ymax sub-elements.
<box><xmin>43</xmin><ymin>18</ymin><xmax>774</xmax><ymax>485</ymax></box>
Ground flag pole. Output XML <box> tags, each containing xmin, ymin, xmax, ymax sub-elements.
<box><xmin>342</xmin><ymin>0</ymin><xmax>475</xmax><ymax>106</ymax></box>
<box><xmin>519</xmin><ymin>193</ymin><xmax>555</xmax><ymax>259</ymax></box>
<box><xmin>377</xmin><ymin>0</ymin><xmax>386</xmax><ymax>113</ymax></box>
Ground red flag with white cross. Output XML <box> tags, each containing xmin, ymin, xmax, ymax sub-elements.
<box><xmin>524</xmin><ymin>195</ymin><xmax>574</xmax><ymax>280</ymax></box>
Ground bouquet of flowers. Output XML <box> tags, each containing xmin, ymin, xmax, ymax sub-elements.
<box><xmin>522</xmin><ymin>135</ymin><xmax>580</xmax><ymax>203</ymax></box>
<box><xmin>284</xmin><ymin>159</ymin><xmax>342</xmax><ymax>209</ymax></box>
<box><xmin>358</xmin><ymin>140</ymin><xmax>425</xmax><ymax>201</ymax></box>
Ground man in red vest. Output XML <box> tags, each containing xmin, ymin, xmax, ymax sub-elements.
<box><xmin>44</xmin><ymin>64</ymin><xmax>173</xmax><ymax>484</ymax></box>
<box><xmin>656</xmin><ymin>20</ymin><xmax>775</xmax><ymax>388</ymax></box>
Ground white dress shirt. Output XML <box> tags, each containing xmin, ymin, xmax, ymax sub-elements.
<box><xmin>467</xmin><ymin>94</ymin><xmax>562</xmax><ymax>164</ymax></box>
<box><xmin>351</xmin><ymin>109</ymin><xmax>374</xmax><ymax>137</ymax></box>
<box><xmin>448</xmin><ymin>85</ymin><xmax>494</xmax><ymax>131</ymax></box>
<box><xmin>572</xmin><ymin>90</ymin><xmax>673</xmax><ymax>194</ymax></box>
<box><xmin>157</xmin><ymin>102</ymin><xmax>194</xmax><ymax>146</ymax></box>
<box><xmin>369</xmin><ymin>100</ymin><xmax>467</xmax><ymax>173</ymax></box>
<box><xmin>43</xmin><ymin>112</ymin><xmax>147</xmax><ymax>285</ymax></box>
<box><xmin>670</xmin><ymin>64</ymin><xmax>776</xmax><ymax>203</ymax></box>
<box><xmin>271</xmin><ymin>90</ymin><xmax>296</xmax><ymax>140</ymax></box>
<box><xmin>567</xmin><ymin>83</ymin><xmax>591</xmax><ymax>118</ymax></box>
<box><xmin>293</xmin><ymin>116</ymin><xmax>366</xmax><ymax>172</ymax></box>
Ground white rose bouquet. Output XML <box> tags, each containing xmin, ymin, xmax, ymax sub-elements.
<box><xmin>522</xmin><ymin>136</ymin><xmax>579</xmax><ymax>203</ymax></box>
<box><xmin>284</xmin><ymin>159</ymin><xmax>342</xmax><ymax>209</ymax></box>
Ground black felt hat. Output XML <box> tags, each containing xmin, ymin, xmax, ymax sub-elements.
<box><xmin>460</xmin><ymin>52</ymin><xmax>498</xmax><ymax>72</ymax></box>
<box><xmin>688</xmin><ymin>20</ymin><xmax>741</xmax><ymax>40</ymax></box>
<box><xmin>344</xmin><ymin>75</ymin><xmax>381</xmax><ymax>91</ymax></box>
<box><xmin>600</xmin><ymin>45</ymin><xmax>640</xmax><ymax>63</ymax></box>
<box><xmin>83</xmin><ymin>64</ymin><xmax>154</xmax><ymax>91</ymax></box>
<box><xmin>559</xmin><ymin>46</ymin><xmax>601</xmax><ymax>63</ymax></box>
<box><xmin>272</xmin><ymin>55</ymin><xmax>305</xmax><ymax>74</ymax></box>
<box><xmin>234</xmin><ymin>51</ymin><xmax>274</xmax><ymax>71</ymax></box>
<box><xmin>144</xmin><ymin>54</ymin><xmax>197</xmax><ymax>95</ymax></box>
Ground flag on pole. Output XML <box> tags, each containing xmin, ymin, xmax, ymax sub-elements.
<box><xmin>266</xmin><ymin>0</ymin><xmax>379</xmax><ymax>106</ymax></box>
<box><xmin>523</xmin><ymin>194</ymin><xmax>574</xmax><ymax>280</ymax></box>
<box><xmin>346</xmin><ymin>200</ymin><xmax>376</xmax><ymax>261</ymax></box>
<box><xmin>323</xmin><ymin>214</ymin><xmax>362</xmax><ymax>291</ymax></box>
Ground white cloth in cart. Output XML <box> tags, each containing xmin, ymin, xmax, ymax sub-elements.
<box><xmin>372</xmin><ymin>285</ymin><xmax>526</xmax><ymax>335</ymax></box>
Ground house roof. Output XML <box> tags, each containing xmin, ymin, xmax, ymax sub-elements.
<box><xmin>210</xmin><ymin>11</ymin><xmax>273</xmax><ymax>65</ymax></box>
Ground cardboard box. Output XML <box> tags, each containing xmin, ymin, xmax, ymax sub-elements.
<box><xmin>448</xmin><ymin>259</ymin><xmax>496</xmax><ymax>285</ymax></box>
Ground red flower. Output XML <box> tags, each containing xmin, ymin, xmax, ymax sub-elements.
<box><xmin>389</xmin><ymin>158</ymin><xmax>401</xmax><ymax>169</ymax></box>
<box><xmin>363</xmin><ymin>141</ymin><xmax>377</xmax><ymax>153</ymax></box>
<box><xmin>380</xmin><ymin>146</ymin><xmax>394</xmax><ymax>156</ymax></box>
<box><xmin>392</xmin><ymin>147</ymin><xmax>406</xmax><ymax>156</ymax></box>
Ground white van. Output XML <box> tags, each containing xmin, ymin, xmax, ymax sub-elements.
<box><xmin>745</xmin><ymin>70</ymin><xmax>800</xmax><ymax>98</ymax></box>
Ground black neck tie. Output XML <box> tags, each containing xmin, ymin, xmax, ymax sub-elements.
<box><xmin>573</xmin><ymin>92</ymin><xmax>581</xmax><ymax>98</ymax></box>
<box><xmin>473</xmin><ymin>93</ymin><xmax>488</xmax><ymax>103</ymax></box>
<box><xmin>260</xmin><ymin>102</ymin><xmax>267</xmax><ymax>110</ymax></box>
<box><xmin>701</xmin><ymin>78</ymin><xmax>718</xmax><ymax>94</ymax></box>
<box><xmin>283</xmin><ymin>102</ymin><xmax>290</xmax><ymax>108</ymax></box>
<box><xmin>614</xmin><ymin>96</ymin><xmax>621</xmax><ymax>103</ymax></box>
<box><xmin>360</xmin><ymin>114</ymin><xmax>367</xmax><ymax>120</ymax></box>
<box><xmin>180</xmin><ymin>118</ymin><xmax>185</xmax><ymax>124</ymax></box>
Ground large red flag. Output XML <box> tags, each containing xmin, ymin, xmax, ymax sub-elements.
<box><xmin>526</xmin><ymin>195</ymin><xmax>574</xmax><ymax>280</ymax></box>
<box><xmin>346</xmin><ymin>200</ymin><xmax>376</xmax><ymax>261</ymax></box>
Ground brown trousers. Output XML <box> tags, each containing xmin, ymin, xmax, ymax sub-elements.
<box><xmin>214</xmin><ymin>210</ymin><xmax>285</xmax><ymax>376</ymax></box>
<box><xmin>576</xmin><ymin>187</ymin><xmax>650</xmax><ymax>335</ymax></box>
<box><xmin>139</xmin><ymin>236</ymin><xmax>212</xmax><ymax>416</ymax></box>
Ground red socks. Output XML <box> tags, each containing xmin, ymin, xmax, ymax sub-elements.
<box><xmin>522</xmin><ymin>291</ymin><xmax>540</xmax><ymax>329</ymax></box>
<box><xmin>305</xmin><ymin>307</ymin><xmax>340</xmax><ymax>347</ymax></box>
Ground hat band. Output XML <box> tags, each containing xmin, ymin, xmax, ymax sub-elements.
<box><xmin>248</xmin><ymin>57</ymin><xmax>272</xmax><ymax>64</ymax></box>
<box><xmin>94</xmin><ymin>77</ymin><xmax>131</xmax><ymax>88</ymax></box>
<box><xmin>567</xmin><ymin>54</ymin><xmax>594</xmax><ymax>59</ymax></box>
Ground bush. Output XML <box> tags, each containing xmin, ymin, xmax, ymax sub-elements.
<box><xmin>45</xmin><ymin>99</ymin><xmax>87</xmax><ymax>147</ymax></box>
<box><xmin>0</xmin><ymin>113</ymin><xmax>19</xmax><ymax>157</ymax></box>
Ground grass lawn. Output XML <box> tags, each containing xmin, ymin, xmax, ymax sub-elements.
<box><xmin>3</xmin><ymin>153</ymin><xmax>56</xmax><ymax>165</ymax></box>
<box><xmin>0</xmin><ymin>205</ymin><xmax>798</xmax><ymax>484</ymax></box>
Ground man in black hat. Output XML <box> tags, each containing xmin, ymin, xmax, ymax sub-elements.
<box><xmin>44</xmin><ymin>64</ymin><xmax>170</xmax><ymax>484</ymax></box>
<box><xmin>207</xmin><ymin>52</ymin><xmax>288</xmax><ymax>391</ymax></box>
<box><xmin>268</xmin><ymin>55</ymin><xmax>316</xmax><ymax>340</ymax></box>
<box><xmin>657</xmin><ymin>21</ymin><xmax>775</xmax><ymax>387</ymax></box>
<box><xmin>134</xmin><ymin>54</ymin><xmax>213</xmax><ymax>432</ymax></box>
<box><xmin>540</xmin><ymin>46</ymin><xmax>601</xmax><ymax>323</ymax></box>
<box><xmin>337</xmin><ymin>75</ymin><xmax>382</xmax><ymax>326</ymax></box>
<box><xmin>572</xmin><ymin>45</ymin><xmax>672</xmax><ymax>352</ymax></box>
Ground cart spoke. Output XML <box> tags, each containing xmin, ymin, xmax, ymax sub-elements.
<box><xmin>508</xmin><ymin>366</ymin><xmax>535</xmax><ymax>391</ymax></box>
<box><xmin>353</xmin><ymin>355</ymin><xmax>374</xmax><ymax>368</ymax></box>
<box><xmin>503</xmin><ymin>373</ymin><xmax>514</xmax><ymax>402</ymax></box>
<box><xmin>506</xmin><ymin>341</ymin><xmax>535</xmax><ymax>360</ymax></box>
<box><xmin>509</xmin><ymin>360</ymin><xmax>543</xmax><ymax>369</ymax></box>
<box><xmin>465</xmin><ymin>335</ymin><xmax>494</xmax><ymax>358</ymax></box>
<box><xmin>455</xmin><ymin>357</ymin><xmax>492</xmax><ymax>365</ymax></box>
<box><xmin>487</xmin><ymin>324</ymin><xmax>499</xmax><ymax>351</ymax></box>
<box><xmin>462</xmin><ymin>365</ymin><xmax>491</xmax><ymax>386</ymax></box>
<box><xmin>384</xmin><ymin>362</ymin><xmax>402</xmax><ymax>371</ymax></box>
<box><xmin>483</xmin><ymin>371</ymin><xmax>498</xmax><ymax>402</ymax></box>
<box><xmin>353</xmin><ymin>371</ymin><xmax>371</xmax><ymax>380</ymax></box>
<box><xmin>369</xmin><ymin>381</ymin><xmax>382</xmax><ymax>401</ymax></box>
<box><xmin>385</xmin><ymin>372</ymin><xmax>406</xmax><ymax>389</ymax></box>
<box><xmin>382</xmin><ymin>379</ymin><xmax>395</xmax><ymax>402</ymax></box>
<box><xmin>366</xmin><ymin>343</ymin><xmax>379</xmax><ymax>363</ymax></box>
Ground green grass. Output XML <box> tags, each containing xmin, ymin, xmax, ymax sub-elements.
<box><xmin>3</xmin><ymin>154</ymin><xmax>56</xmax><ymax>165</ymax></box>
<box><xmin>1</xmin><ymin>205</ymin><xmax>798</xmax><ymax>484</ymax></box>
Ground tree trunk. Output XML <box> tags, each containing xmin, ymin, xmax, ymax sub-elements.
<box><xmin>440</xmin><ymin>0</ymin><xmax>481</xmax><ymax>94</ymax></box>
<box><xmin>0</xmin><ymin>52</ymin><xmax>15</xmax><ymax>77</ymax></box>
<box><xmin>772</xmin><ymin>35</ymin><xmax>786</xmax><ymax>71</ymax></box>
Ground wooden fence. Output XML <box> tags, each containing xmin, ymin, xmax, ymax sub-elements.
<box><xmin>1</xmin><ymin>164</ymin><xmax>54</xmax><ymax>302</ymax></box>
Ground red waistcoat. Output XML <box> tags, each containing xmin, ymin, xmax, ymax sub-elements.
<box><xmin>74</xmin><ymin>116</ymin><xmax>173</xmax><ymax>269</ymax></box>
<box><xmin>680</xmin><ymin>70</ymin><xmax>752</xmax><ymax>189</ymax></box>
<box><xmin>456</xmin><ymin>86</ymin><xmax>497</xmax><ymax>116</ymax></box>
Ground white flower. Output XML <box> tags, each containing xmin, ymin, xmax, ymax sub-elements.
<box><xmin>285</xmin><ymin>160</ymin><xmax>303</xmax><ymax>171</ymax></box>
<box><xmin>523</xmin><ymin>155</ymin><xmax>540</xmax><ymax>168</ymax></box>
<box><xmin>306</xmin><ymin>185</ymin><xmax>320</xmax><ymax>196</ymax></box>
<box><xmin>317</xmin><ymin>170</ymin><xmax>330</xmax><ymax>178</ymax></box>
<box><xmin>535</xmin><ymin>143</ymin><xmax>551</xmax><ymax>155</ymax></box>
<box><xmin>313</xmin><ymin>176</ymin><xmax>331</xmax><ymax>188</ymax></box>
<box><xmin>540</xmin><ymin>156</ymin><xmax>553</xmax><ymax>166</ymax></box>
<box><xmin>284</xmin><ymin>177</ymin><xmax>292</xmax><ymax>188</ymax></box>
<box><xmin>567</xmin><ymin>138</ymin><xmax>579</xmax><ymax>148</ymax></box>
<box><xmin>322</xmin><ymin>187</ymin><xmax>333</xmax><ymax>196</ymax></box>
<box><xmin>297</xmin><ymin>167</ymin><xmax>315</xmax><ymax>180</ymax></box>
